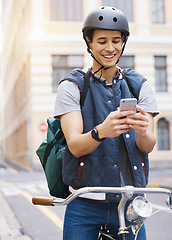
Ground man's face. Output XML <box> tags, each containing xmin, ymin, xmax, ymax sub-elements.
<box><xmin>87</xmin><ymin>29</ymin><xmax>124</xmax><ymax>70</ymax></box>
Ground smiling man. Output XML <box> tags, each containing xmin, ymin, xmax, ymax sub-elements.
<box><xmin>54</xmin><ymin>6</ymin><xmax>159</xmax><ymax>240</ymax></box>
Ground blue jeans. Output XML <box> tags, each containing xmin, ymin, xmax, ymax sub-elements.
<box><xmin>63</xmin><ymin>198</ymin><xmax>146</xmax><ymax>240</ymax></box>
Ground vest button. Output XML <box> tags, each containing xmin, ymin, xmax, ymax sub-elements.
<box><xmin>126</xmin><ymin>133</ymin><xmax>130</xmax><ymax>138</ymax></box>
<box><xmin>114</xmin><ymin>164</ymin><xmax>117</xmax><ymax>168</ymax></box>
<box><xmin>108</xmin><ymin>100</ymin><xmax>111</xmax><ymax>103</ymax></box>
<box><xmin>113</xmin><ymin>80</ymin><xmax>116</xmax><ymax>84</ymax></box>
<box><xmin>134</xmin><ymin>165</ymin><xmax>137</xmax><ymax>170</ymax></box>
<box><xmin>142</xmin><ymin>163</ymin><xmax>145</xmax><ymax>167</ymax></box>
<box><xmin>80</xmin><ymin>162</ymin><xmax>84</xmax><ymax>167</ymax></box>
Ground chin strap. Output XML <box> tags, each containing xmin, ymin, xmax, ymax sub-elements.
<box><xmin>87</xmin><ymin>48</ymin><xmax>110</xmax><ymax>76</ymax></box>
<box><xmin>87</xmin><ymin>48</ymin><xmax>106</xmax><ymax>69</ymax></box>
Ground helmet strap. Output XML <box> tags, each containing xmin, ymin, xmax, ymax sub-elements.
<box><xmin>121</xmin><ymin>40</ymin><xmax>127</xmax><ymax>57</ymax></box>
<box><xmin>115</xmin><ymin>40</ymin><xmax>127</xmax><ymax>64</ymax></box>
<box><xmin>87</xmin><ymin>48</ymin><xmax>104</xmax><ymax>67</ymax></box>
<box><xmin>87</xmin><ymin>48</ymin><xmax>110</xmax><ymax>71</ymax></box>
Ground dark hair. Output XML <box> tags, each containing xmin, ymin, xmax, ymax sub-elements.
<box><xmin>86</xmin><ymin>29</ymin><xmax>94</xmax><ymax>42</ymax></box>
<box><xmin>86</xmin><ymin>29</ymin><xmax>124</xmax><ymax>43</ymax></box>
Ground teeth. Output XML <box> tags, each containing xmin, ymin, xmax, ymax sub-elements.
<box><xmin>104</xmin><ymin>55</ymin><xmax>114</xmax><ymax>58</ymax></box>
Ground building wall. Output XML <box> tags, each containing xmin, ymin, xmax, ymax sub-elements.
<box><xmin>1</xmin><ymin>0</ymin><xmax>32</xmax><ymax>166</ymax></box>
<box><xmin>1</xmin><ymin>0</ymin><xmax>172</xmax><ymax>169</ymax></box>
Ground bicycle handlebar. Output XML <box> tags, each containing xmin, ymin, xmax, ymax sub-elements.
<box><xmin>32</xmin><ymin>186</ymin><xmax>172</xmax><ymax>239</ymax></box>
<box><xmin>32</xmin><ymin>196</ymin><xmax>55</xmax><ymax>206</ymax></box>
<box><xmin>32</xmin><ymin>186</ymin><xmax>172</xmax><ymax>207</ymax></box>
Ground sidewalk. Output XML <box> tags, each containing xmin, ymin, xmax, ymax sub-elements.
<box><xmin>0</xmin><ymin>193</ymin><xmax>31</xmax><ymax>240</ymax></box>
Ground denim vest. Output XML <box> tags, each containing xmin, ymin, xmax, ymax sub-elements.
<box><xmin>62</xmin><ymin>68</ymin><xmax>148</xmax><ymax>202</ymax></box>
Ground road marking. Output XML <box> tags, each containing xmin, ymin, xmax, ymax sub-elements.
<box><xmin>1</xmin><ymin>186</ymin><xmax>23</xmax><ymax>196</ymax></box>
<box><xmin>0</xmin><ymin>181</ymin><xmax>14</xmax><ymax>186</ymax></box>
<box><xmin>22</xmin><ymin>192</ymin><xmax>63</xmax><ymax>230</ymax></box>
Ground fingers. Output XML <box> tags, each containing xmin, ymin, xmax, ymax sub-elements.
<box><xmin>135</xmin><ymin>105</ymin><xmax>146</xmax><ymax>115</ymax></box>
<box><xmin>101</xmin><ymin>110</ymin><xmax>135</xmax><ymax>138</ymax></box>
<box><xmin>118</xmin><ymin>110</ymin><xmax>136</xmax><ymax>118</ymax></box>
<box><xmin>110</xmin><ymin>122</ymin><xmax>132</xmax><ymax>137</ymax></box>
<box><xmin>127</xmin><ymin>113</ymin><xmax>149</xmax><ymax>125</ymax></box>
<box><xmin>126</xmin><ymin>105</ymin><xmax>149</xmax><ymax>136</ymax></box>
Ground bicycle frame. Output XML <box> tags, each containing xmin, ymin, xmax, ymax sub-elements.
<box><xmin>32</xmin><ymin>186</ymin><xmax>172</xmax><ymax>240</ymax></box>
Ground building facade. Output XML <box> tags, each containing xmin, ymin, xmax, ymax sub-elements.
<box><xmin>1</xmin><ymin>0</ymin><xmax>172</xmax><ymax>169</ymax></box>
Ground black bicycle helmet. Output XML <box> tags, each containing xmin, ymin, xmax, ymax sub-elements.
<box><xmin>83</xmin><ymin>6</ymin><xmax>130</xmax><ymax>42</ymax></box>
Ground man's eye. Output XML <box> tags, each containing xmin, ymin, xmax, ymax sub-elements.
<box><xmin>113</xmin><ymin>41</ymin><xmax>120</xmax><ymax>44</ymax></box>
<box><xmin>98</xmin><ymin>41</ymin><xmax>106</xmax><ymax>44</ymax></box>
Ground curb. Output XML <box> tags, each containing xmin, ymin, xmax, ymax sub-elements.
<box><xmin>0</xmin><ymin>157</ymin><xmax>31</xmax><ymax>172</ymax></box>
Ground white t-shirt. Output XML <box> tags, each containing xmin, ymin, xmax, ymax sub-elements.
<box><xmin>54</xmin><ymin>80</ymin><xmax>159</xmax><ymax>117</ymax></box>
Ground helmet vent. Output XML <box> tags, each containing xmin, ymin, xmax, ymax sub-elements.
<box><xmin>112</xmin><ymin>8</ymin><xmax>115</xmax><ymax>10</ymax></box>
<box><xmin>99</xmin><ymin>16</ymin><xmax>103</xmax><ymax>21</ymax></box>
<box><xmin>113</xmin><ymin>17</ymin><xmax>117</xmax><ymax>22</ymax></box>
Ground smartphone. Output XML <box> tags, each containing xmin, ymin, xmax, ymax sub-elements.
<box><xmin>120</xmin><ymin>98</ymin><xmax>137</xmax><ymax>111</ymax></box>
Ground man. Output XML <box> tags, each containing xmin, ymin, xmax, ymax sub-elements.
<box><xmin>54</xmin><ymin>6</ymin><xmax>159</xmax><ymax>240</ymax></box>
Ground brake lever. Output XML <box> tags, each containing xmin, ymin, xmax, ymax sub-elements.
<box><xmin>165</xmin><ymin>195</ymin><xmax>172</xmax><ymax>209</ymax></box>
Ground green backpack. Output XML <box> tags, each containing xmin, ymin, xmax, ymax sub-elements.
<box><xmin>36</xmin><ymin>70</ymin><xmax>91</xmax><ymax>198</ymax></box>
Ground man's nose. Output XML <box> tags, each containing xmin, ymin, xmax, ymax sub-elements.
<box><xmin>105</xmin><ymin>41</ymin><xmax>114</xmax><ymax>52</ymax></box>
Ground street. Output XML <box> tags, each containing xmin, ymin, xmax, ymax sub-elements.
<box><xmin>0</xmin><ymin>157</ymin><xmax>172</xmax><ymax>240</ymax></box>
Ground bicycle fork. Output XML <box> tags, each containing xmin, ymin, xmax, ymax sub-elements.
<box><xmin>118</xmin><ymin>187</ymin><xmax>135</xmax><ymax>240</ymax></box>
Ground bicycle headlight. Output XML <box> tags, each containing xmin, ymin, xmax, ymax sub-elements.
<box><xmin>126</xmin><ymin>196</ymin><xmax>152</xmax><ymax>222</ymax></box>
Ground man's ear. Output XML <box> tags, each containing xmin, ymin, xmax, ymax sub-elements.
<box><xmin>85</xmin><ymin>36</ymin><xmax>92</xmax><ymax>50</ymax></box>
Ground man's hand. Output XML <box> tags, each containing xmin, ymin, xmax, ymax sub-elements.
<box><xmin>125</xmin><ymin>105</ymin><xmax>156</xmax><ymax>153</ymax></box>
<box><xmin>126</xmin><ymin>105</ymin><xmax>149</xmax><ymax>137</ymax></box>
<box><xmin>97</xmin><ymin>110</ymin><xmax>135</xmax><ymax>139</ymax></box>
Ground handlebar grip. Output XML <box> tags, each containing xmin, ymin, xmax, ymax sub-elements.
<box><xmin>32</xmin><ymin>197</ymin><xmax>55</xmax><ymax>206</ymax></box>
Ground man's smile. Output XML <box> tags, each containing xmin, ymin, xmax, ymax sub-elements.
<box><xmin>102</xmin><ymin>54</ymin><xmax>116</xmax><ymax>59</ymax></box>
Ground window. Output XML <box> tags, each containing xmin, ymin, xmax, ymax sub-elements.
<box><xmin>118</xmin><ymin>55</ymin><xmax>134</xmax><ymax>69</ymax></box>
<box><xmin>151</xmin><ymin>0</ymin><xmax>165</xmax><ymax>23</ymax></box>
<box><xmin>50</xmin><ymin>0</ymin><xmax>82</xmax><ymax>21</ymax></box>
<box><xmin>157</xmin><ymin>118</ymin><xmax>169</xmax><ymax>150</ymax></box>
<box><xmin>155</xmin><ymin>56</ymin><xmax>167</xmax><ymax>92</ymax></box>
<box><xmin>52</xmin><ymin>55</ymin><xmax>83</xmax><ymax>92</ymax></box>
<box><xmin>102</xmin><ymin>0</ymin><xmax>133</xmax><ymax>22</ymax></box>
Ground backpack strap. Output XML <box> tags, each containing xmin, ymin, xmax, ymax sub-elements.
<box><xmin>123</xmin><ymin>75</ymin><xmax>138</xmax><ymax>99</ymax></box>
<box><xmin>45</xmin><ymin>69</ymin><xmax>91</xmax><ymax>164</ymax></box>
<box><xmin>122</xmin><ymin>68</ymin><xmax>146</xmax><ymax>100</ymax></box>
<box><xmin>60</xmin><ymin>69</ymin><xmax>91</xmax><ymax>107</ymax></box>
<box><xmin>80</xmin><ymin>70</ymin><xmax>91</xmax><ymax>107</ymax></box>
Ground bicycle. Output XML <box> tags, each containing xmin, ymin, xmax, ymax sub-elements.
<box><xmin>32</xmin><ymin>186</ymin><xmax>172</xmax><ymax>240</ymax></box>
